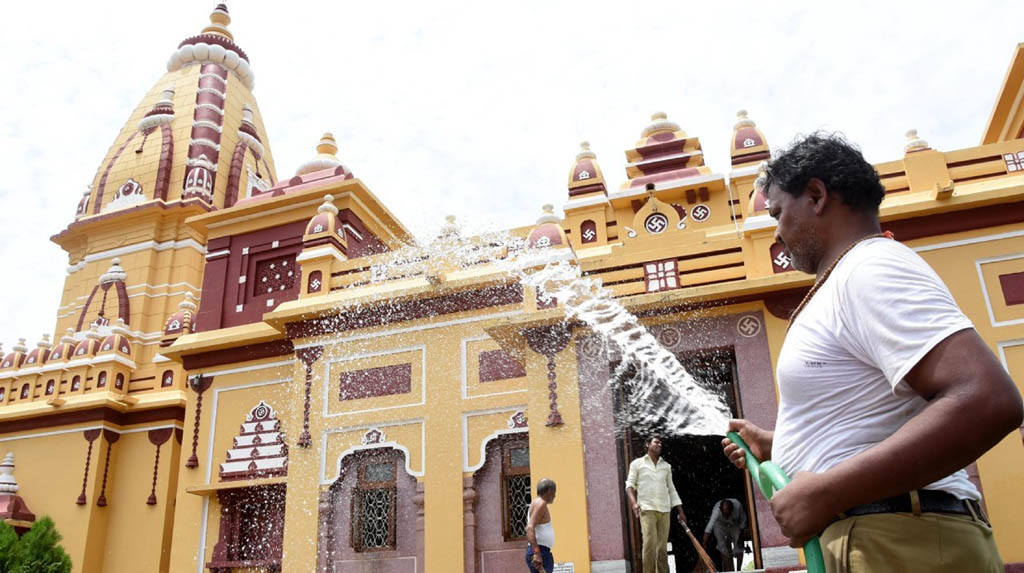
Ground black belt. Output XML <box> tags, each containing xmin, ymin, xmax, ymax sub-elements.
<box><xmin>841</xmin><ymin>490</ymin><xmax>988</xmax><ymax>525</ymax></box>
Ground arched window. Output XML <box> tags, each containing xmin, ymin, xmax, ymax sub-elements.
<box><xmin>0</xmin><ymin>387</ymin><xmax>6</xmax><ymax>401</ymax></box>
<box><xmin>501</xmin><ymin>439</ymin><xmax>531</xmax><ymax>540</ymax></box>
<box><xmin>19</xmin><ymin>384</ymin><xmax>30</xmax><ymax>400</ymax></box>
<box><xmin>115</xmin><ymin>373</ymin><xmax>124</xmax><ymax>390</ymax></box>
<box><xmin>352</xmin><ymin>452</ymin><xmax>398</xmax><ymax>551</ymax></box>
<box><xmin>45</xmin><ymin>380</ymin><xmax>55</xmax><ymax>395</ymax></box>
<box><xmin>71</xmin><ymin>376</ymin><xmax>81</xmax><ymax>392</ymax></box>
<box><xmin>580</xmin><ymin>219</ymin><xmax>598</xmax><ymax>244</ymax></box>
<box><xmin>161</xmin><ymin>370</ymin><xmax>174</xmax><ymax>387</ymax></box>
<box><xmin>97</xmin><ymin>371</ymin><xmax>107</xmax><ymax>388</ymax></box>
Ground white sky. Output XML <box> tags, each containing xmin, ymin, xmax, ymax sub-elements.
<box><xmin>0</xmin><ymin>0</ymin><xmax>1020</xmax><ymax>344</ymax></box>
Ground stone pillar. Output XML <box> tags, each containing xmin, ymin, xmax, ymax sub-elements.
<box><xmin>463</xmin><ymin>477</ymin><xmax>479</xmax><ymax>573</ymax></box>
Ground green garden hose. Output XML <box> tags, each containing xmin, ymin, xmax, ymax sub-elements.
<box><xmin>727</xmin><ymin>431</ymin><xmax>826</xmax><ymax>573</ymax></box>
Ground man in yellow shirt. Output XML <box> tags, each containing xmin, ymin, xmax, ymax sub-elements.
<box><xmin>625</xmin><ymin>436</ymin><xmax>687</xmax><ymax>573</ymax></box>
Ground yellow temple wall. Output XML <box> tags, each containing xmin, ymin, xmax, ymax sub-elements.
<box><xmin>167</xmin><ymin>355</ymin><xmax>294</xmax><ymax>572</ymax></box>
<box><xmin>908</xmin><ymin>223</ymin><xmax>1024</xmax><ymax>561</ymax></box>
<box><xmin>0</xmin><ymin>420</ymin><xmax>181</xmax><ymax>573</ymax></box>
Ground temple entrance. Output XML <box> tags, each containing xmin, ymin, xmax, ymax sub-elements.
<box><xmin>616</xmin><ymin>347</ymin><xmax>763</xmax><ymax>572</ymax></box>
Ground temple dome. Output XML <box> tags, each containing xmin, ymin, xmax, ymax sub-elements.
<box><xmin>73</xmin><ymin>4</ymin><xmax>277</xmax><ymax>221</ymax></box>
<box><xmin>526</xmin><ymin>205</ymin><xmax>570</xmax><ymax>249</ymax></box>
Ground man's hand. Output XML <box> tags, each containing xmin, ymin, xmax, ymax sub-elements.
<box><xmin>769</xmin><ymin>471</ymin><xmax>838</xmax><ymax>548</ymax></box>
<box><xmin>721</xmin><ymin>419</ymin><xmax>773</xmax><ymax>470</ymax></box>
<box><xmin>676</xmin><ymin>508</ymin><xmax>687</xmax><ymax>525</ymax></box>
<box><xmin>530</xmin><ymin>551</ymin><xmax>544</xmax><ymax>570</ymax></box>
<box><xmin>632</xmin><ymin>503</ymin><xmax>641</xmax><ymax>520</ymax></box>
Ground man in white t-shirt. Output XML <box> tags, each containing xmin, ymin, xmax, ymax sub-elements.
<box><xmin>721</xmin><ymin>132</ymin><xmax>1023</xmax><ymax>572</ymax></box>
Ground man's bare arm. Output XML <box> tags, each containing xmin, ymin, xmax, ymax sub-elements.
<box><xmin>771</xmin><ymin>329</ymin><xmax>1023</xmax><ymax>545</ymax></box>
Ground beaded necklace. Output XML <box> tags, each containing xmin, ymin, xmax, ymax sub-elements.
<box><xmin>787</xmin><ymin>233</ymin><xmax>887</xmax><ymax>329</ymax></box>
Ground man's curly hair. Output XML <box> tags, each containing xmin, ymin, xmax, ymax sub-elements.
<box><xmin>762</xmin><ymin>132</ymin><xmax>885</xmax><ymax>214</ymax></box>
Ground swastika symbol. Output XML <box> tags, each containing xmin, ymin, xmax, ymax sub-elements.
<box><xmin>583</xmin><ymin>228</ymin><xmax>596</xmax><ymax>241</ymax></box>
<box><xmin>692</xmin><ymin>204</ymin><xmax>711</xmax><ymax>221</ymax></box>
<box><xmin>773</xmin><ymin>251</ymin><xmax>791</xmax><ymax>269</ymax></box>
<box><xmin>644</xmin><ymin>213</ymin><xmax>669</xmax><ymax>234</ymax></box>
<box><xmin>737</xmin><ymin>315</ymin><xmax>761</xmax><ymax>337</ymax></box>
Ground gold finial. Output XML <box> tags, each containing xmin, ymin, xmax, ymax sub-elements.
<box><xmin>576</xmin><ymin>140</ymin><xmax>596</xmax><ymax>161</ymax></box>
<box><xmin>734</xmin><ymin>109</ymin><xmax>756</xmax><ymax>130</ymax></box>
<box><xmin>318</xmin><ymin>194</ymin><xmax>339</xmax><ymax>215</ymax></box>
<box><xmin>904</xmin><ymin>129</ymin><xmax>929</xmax><ymax>153</ymax></box>
<box><xmin>642</xmin><ymin>112</ymin><xmax>683</xmax><ymax>138</ymax></box>
<box><xmin>317</xmin><ymin>133</ymin><xmax>339</xmax><ymax>156</ymax></box>
<box><xmin>202</xmin><ymin>4</ymin><xmax>234</xmax><ymax>41</ymax></box>
<box><xmin>536</xmin><ymin>204</ymin><xmax>560</xmax><ymax>225</ymax></box>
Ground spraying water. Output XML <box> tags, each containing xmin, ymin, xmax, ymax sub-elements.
<box><xmin>365</xmin><ymin>222</ymin><xmax>731</xmax><ymax>437</ymax></box>
<box><xmin>505</xmin><ymin>249</ymin><xmax>731</xmax><ymax>436</ymax></box>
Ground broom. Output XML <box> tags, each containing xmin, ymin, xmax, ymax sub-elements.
<box><xmin>680</xmin><ymin>522</ymin><xmax>717</xmax><ymax>573</ymax></box>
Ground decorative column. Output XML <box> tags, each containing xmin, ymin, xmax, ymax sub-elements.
<box><xmin>76</xmin><ymin>429</ymin><xmax>102</xmax><ymax>505</ymax></box>
<box><xmin>414</xmin><ymin>481</ymin><xmax>426</xmax><ymax>567</ymax></box>
<box><xmin>462</xmin><ymin>478</ymin><xmax>479</xmax><ymax>573</ymax></box>
<box><xmin>316</xmin><ymin>490</ymin><xmax>335</xmax><ymax>573</ymax></box>
<box><xmin>524</xmin><ymin>324</ymin><xmax>573</xmax><ymax>426</ymax></box>
<box><xmin>185</xmin><ymin>374</ymin><xmax>214</xmax><ymax>468</ymax></box>
<box><xmin>146</xmin><ymin>428</ymin><xmax>174</xmax><ymax>505</ymax></box>
<box><xmin>296</xmin><ymin>346</ymin><xmax>324</xmax><ymax>448</ymax></box>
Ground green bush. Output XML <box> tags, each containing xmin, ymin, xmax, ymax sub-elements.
<box><xmin>0</xmin><ymin>518</ymin><xmax>71</xmax><ymax>573</ymax></box>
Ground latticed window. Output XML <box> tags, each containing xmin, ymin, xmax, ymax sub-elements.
<box><xmin>351</xmin><ymin>456</ymin><xmax>397</xmax><ymax>551</ymax></box>
<box><xmin>502</xmin><ymin>440</ymin><xmax>531</xmax><ymax>540</ymax></box>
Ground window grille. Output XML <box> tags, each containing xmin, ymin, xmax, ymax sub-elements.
<box><xmin>351</xmin><ymin>455</ymin><xmax>397</xmax><ymax>551</ymax></box>
<box><xmin>501</xmin><ymin>440</ymin><xmax>531</xmax><ymax>540</ymax></box>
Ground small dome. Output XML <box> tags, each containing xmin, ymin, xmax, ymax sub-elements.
<box><xmin>75</xmin><ymin>187</ymin><xmax>91</xmax><ymax>218</ymax></box>
<box><xmin>164</xmin><ymin>293</ymin><xmax>198</xmax><ymax>339</ymax></box>
<box><xmin>97</xmin><ymin>319</ymin><xmax>133</xmax><ymax>357</ymax></box>
<box><xmin>567</xmin><ymin>141</ymin><xmax>607</xmax><ymax>198</ymax></box>
<box><xmin>730</xmin><ymin>110</ymin><xmax>770</xmax><ymax>167</ymax></box>
<box><xmin>23</xmin><ymin>335</ymin><xmax>52</xmax><ymax>366</ymax></box>
<box><xmin>46</xmin><ymin>329</ymin><xmax>77</xmax><ymax>364</ymax></box>
<box><xmin>526</xmin><ymin>205</ymin><xmax>569</xmax><ymax>249</ymax></box>
<box><xmin>72</xmin><ymin>327</ymin><xmax>104</xmax><ymax>359</ymax></box>
<box><xmin>0</xmin><ymin>339</ymin><xmax>27</xmax><ymax>371</ymax></box>
<box><xmin>303</xmin><ymin>195</ymin><xmax>348</xmax><ymax>255</ymax></box>
<box><xmin>295</xmin><ymin>133</ymin><xmax>352</xmax><ymax>177</ymax></box>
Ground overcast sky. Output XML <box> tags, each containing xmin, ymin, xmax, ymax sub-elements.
<box><xmin>0</xmin><ymin>0</ymin><xmax>1020</xmax><ymax>344</ymax></box>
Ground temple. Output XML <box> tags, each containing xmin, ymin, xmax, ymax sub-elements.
<box><xmin>1</xmin><ymin>5</ymin><xmax>1023</xmax><ymax>573</ymax></box>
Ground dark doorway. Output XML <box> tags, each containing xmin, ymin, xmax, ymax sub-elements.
<box><xmin>616</xmin><ymin>347</ymin><xmax>762</xmax><ymax>572</ymax></box>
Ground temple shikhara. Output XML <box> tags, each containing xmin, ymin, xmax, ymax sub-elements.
<box><xmin>2</xmin><ymin>4</ymin><xmax>1023</xmax><ymax>573</ymax></box>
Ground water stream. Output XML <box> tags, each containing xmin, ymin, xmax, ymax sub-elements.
<box><xmin>369</xmin><ymin>225</ymin><xmax>731</xmax><ymax>437</ymax></box>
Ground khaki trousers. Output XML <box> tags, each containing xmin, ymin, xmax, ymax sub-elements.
<box><xmin>640</xmin><ymin>510</ymin><xmax>671</xmax><ymax>573</ymax></box>
<box><xmin>820</xmin><ymin>511</ymin><xmax>1003</xmax><ymax>572</ymax></box>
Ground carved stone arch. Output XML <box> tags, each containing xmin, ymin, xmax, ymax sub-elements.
<box><xmin>468</xmin><ymin>433</ymin><xmax>532</xmax><ymax>572</ymax></box>
<box><xmin>318</xmin><ymin>447</ymin><xmax>420</xmax><ymax>571</ymax></box>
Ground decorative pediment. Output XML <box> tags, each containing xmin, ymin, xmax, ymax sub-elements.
<box><xmin>219</xmin><ymin>401</ymin><xmax>288</xmax><ymax>481</ymax></box>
